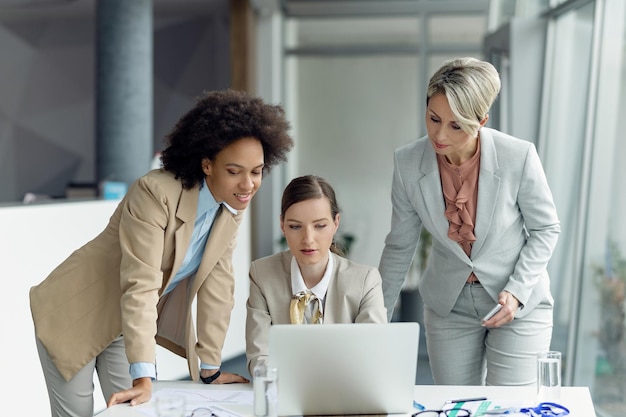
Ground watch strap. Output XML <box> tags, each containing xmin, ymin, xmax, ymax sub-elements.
<box><xmin>200</xmin><ymin>370</ymin><xmax>221</xmax><ymax>384</ymax></box>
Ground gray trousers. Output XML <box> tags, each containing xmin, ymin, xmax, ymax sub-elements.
<box><xmin>36</xmin><ymin>336</ymin><xmax>132</xmax><ymax>417</ymax></box>
<box><xmin>424</xmin><ymin>282</ymin><xmax>553</xmax><ymax>386</ymax></box>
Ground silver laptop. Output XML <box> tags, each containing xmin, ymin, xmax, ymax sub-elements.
<box><xmin>268</xmin><ymin>322</ymin><xmax>420</xmax><ymax>416</ymax></box>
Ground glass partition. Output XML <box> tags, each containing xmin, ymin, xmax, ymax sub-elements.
<box><xmin>576</xmin><ymin>1</ymin><xmax>626</xmax><ymax>414</ymax></box>
<box><xmin>539</xmin><ymin>0</ymin><xmax>626</xmax><ymax>415</ymax></box>
<box><xmin>538</xmin><ymin>0</ymin><xmax>595</xmax><ymax>366</ymax></box>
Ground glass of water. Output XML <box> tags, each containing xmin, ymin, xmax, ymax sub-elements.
<box><xmin>253</xmin><ymin>364</ymin><xmax>278</xmax><ymax>417</ymax></box>
<box><xmin>537</xmin><ymin>350</ymin><xmax>561</xmax><ymax>402</ymax></box>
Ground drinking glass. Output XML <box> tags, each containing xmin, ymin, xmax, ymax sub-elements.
<box><xmin>537</xmin><ymin>350</ymin><xmax>561</xmax><ymax>402</ymax></box>
<box><xmin>253</xmin><ymin>364</ymin><xmax>278</xmax><ymax>417</ymax></box>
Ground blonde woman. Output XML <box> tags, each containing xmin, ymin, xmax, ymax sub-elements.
<box><xmin>379</xmin><ymin>57</ymin><xmax>560</xmax><ymax>386</ymax></box>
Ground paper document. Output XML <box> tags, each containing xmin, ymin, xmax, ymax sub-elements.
<box><xmin>443</xmin><ymin>399</ymin><xmax>527</xmax><ymax>416</ymax></box>
<box><xmin>134</xmin><ymin>387</ymin><xmax>253</xmax><ymax>417</ymax></box>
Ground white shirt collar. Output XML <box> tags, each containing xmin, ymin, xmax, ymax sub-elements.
<box><xmin>221</xmin><ymin>201</ymin><xmax>237</xmax><ymax>215</ymax></box>
<box><xmin>290</xmin><ymin>253</ymin><xmax>334</xmax><ymax>301</ymax></box>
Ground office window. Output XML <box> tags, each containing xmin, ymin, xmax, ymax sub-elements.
<box><xmin>580</xmin><ymin>1</ymin><xmax>626</xmax><ymax>415</ymax></box>
<box><xmin>539</xmin><ymin>0</ymin><xmax>594</xmax><ymax>367</ymax></box>
<box><xmin>540</xmin><ymin>1</ymin><xmax>626</xmax><ymax>415</ymax></box>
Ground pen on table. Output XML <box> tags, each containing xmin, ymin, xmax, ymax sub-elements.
<box><xmin>483</xmin><ymin>408</ymin><xmax>517</xmax><ymax>415</ymax></box>
<box><xmin>445</xmin><ymin>397</ymin><xmax>488</xmax><ymax>404</ymax></box>
<box><xmin>413</xmin><ymin>401</ymin><xmax>426</xmax><ymax>411</ymax></box>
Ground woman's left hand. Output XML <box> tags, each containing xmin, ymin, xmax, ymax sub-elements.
<box><xmin>482</xmin><ymin>291</ymin><xmax>521</xmax><ymax>328</ymax></box>
<box><xmin>214</xmin><ymin>371</ymin><xmax>250</xmax><ymax>384</ymax></box>
<box><xmin>201</xmin><ymin>369</ymin><xmax>250</xmax><ymax>384</ymax></box>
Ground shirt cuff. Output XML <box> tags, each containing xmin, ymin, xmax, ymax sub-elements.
<box><xmin>200</xmin><ymin>363</ymin><xmax>219</xmax><ymax>370</ymax></box>
<box><xmin>130</xmin><ymin>362</ymin><xmax>156</xmax><ymax>381</ymax></box>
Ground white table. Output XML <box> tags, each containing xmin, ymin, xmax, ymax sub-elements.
<box><xmin>96</xmin><ymin>381</ymin><xmax>597</xmax><ymax>417</ymax></box>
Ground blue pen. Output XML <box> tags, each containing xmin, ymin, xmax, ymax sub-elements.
<box><xmin>413</xmin><ymin>401</ymin><xmax>426</xmax><ymax>411</ymax></box>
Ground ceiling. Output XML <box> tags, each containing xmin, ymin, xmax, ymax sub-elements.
<box><xmin>0</xmin><ymin>0</ymin><xmax>491</xmax><ymax>20</ymax></box>
<box><xmin>0</xmin><ymin>0</ymin><xmax>227</xmax><ymax>20</ymax></box>
<box><xmin>281</xmin><ymin>0</ymin><xmax>490</xmax><ymax>17</ymax></box>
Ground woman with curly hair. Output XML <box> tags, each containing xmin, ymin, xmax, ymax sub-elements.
<box><xmin>30</xmin><ymin>90</ymin><xmax>294</xmax><ymax>415</ymax></box>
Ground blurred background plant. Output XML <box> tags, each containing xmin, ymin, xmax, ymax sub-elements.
<box><xmin>592</xmin><ymin>240</ymin><xmax>626</xmax><ymax>404</ymax></box>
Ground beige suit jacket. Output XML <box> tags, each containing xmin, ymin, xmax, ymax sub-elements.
<box><xmin>245</xmin><ymin>251</ymin><xmax>387</xmax><ymax>374</ymax></box>
<box><xmin>30</xmin><ymin>169</ymin><xmax>242</xmax><ymax>381</ymax></box>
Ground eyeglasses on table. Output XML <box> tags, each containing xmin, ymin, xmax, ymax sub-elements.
<box><xmin>190</xmin><ymin>407</ymin><xmax>217</xmax><ymax>417</ymax></box>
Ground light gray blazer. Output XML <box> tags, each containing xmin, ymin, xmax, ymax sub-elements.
<box><xmin>379</xmin><ymin>127</ymin><xmax>560</xmax><ymax>320</ymax></box>
<box><xmin>245</xmin><ymin>251</ymin><xmax>387</xmax><ymax>374</ymax></box>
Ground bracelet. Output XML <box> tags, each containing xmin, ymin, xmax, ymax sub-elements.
<box><xmin>200</xmin><ymin>370</ymin><xmax>221</xmax><ymax>384</ymax></box>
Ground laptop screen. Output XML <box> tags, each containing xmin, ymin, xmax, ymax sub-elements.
<box><xmin>268</xmin><ymin>322</ymin><xmax>420</xmax><ymax>415</ymax></box>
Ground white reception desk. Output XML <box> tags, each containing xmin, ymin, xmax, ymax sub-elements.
<box><xmin>0</xmin><ymin>199</ymin><xmax>251</xmax><ymax>416</ymax></box>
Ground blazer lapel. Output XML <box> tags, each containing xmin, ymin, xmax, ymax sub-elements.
<box><xmin>472</xmin><ymin>128</ymin><xmax>501</xmax><ymax>257</ymax></box>
<box><xmin>167</xmin><ymin>186</ymin><xmax>199</xmax><ymax>288</ymax></box>
<box><xmin>419</xmin><ymin>143</ymin><xmax>469</xmax><ymax>262</ymax></box>
<box><xmin>191</xmin><ymin>206</ymin><xmax>240</xmax><ymax>294</ymax></box>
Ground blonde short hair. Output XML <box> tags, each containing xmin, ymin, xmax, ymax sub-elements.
<box><xmin>427</xmin><ymin>57</ymin><xmax>501</xmax><ymax>136</ymax></box>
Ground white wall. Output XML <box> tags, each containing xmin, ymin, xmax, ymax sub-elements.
<box><xmin>286</xmin><ymin>55</ymin><xmax>419</xmax><ymax>267</ymax></box>
<box><xmin>0</xmin><ymin>9</ymin><xmax>230</xmax><ymax>203</ymax></box>
<box><xmin>0</xmin><ymin>199</ymin><xmax>249</xmax><ymax>415</ymax></box>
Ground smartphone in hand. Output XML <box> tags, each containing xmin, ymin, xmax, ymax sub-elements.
<box><xmin>482</xmin><ymin>304</ymin><xmax>502</xmax><ymax>322</ymax></box>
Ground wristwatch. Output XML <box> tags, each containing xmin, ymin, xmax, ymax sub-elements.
<box><xmin>200</xmin><ymin>370</ymin><xmax>221</xmax><ymax>384</ymax></box>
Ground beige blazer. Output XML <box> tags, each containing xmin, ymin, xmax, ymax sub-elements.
<box><xmin>379</xmin><ymin>127</ymin><xmax>560</xmax><ymax>320</ymax></box>
<box><xmin>30</xmin><ymin>169</ymin><xmax>242</xmax><ymax>382</ymax></box>
<box><xmin>245</xmin><ymin>251</ymin><xmax>387</xmax><ymax>374</ymax></box>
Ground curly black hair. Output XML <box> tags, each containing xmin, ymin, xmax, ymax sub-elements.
<box><xmin>161</xmin><ymin>89</ymin><xmax>294</xmax><ymax>189</ymax></box>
